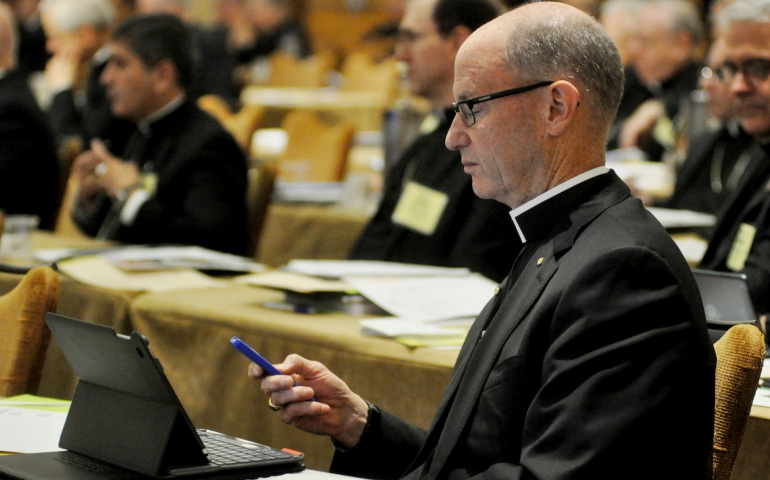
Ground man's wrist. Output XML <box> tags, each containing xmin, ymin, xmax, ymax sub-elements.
<box><xmin>331</xmin><ymin>400</ymin><xmax>380</xmax><ymax>453</ymax></box>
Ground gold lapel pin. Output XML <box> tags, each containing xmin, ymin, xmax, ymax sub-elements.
<box><xmin>494</xmin><ymin>286</ymin><xmax>501</xmax><ymax>296</ymax></box>
<box><xmin>537</xmin><ymin>257</ymin><xmax>544</xmax><ymax>266</ymax></box>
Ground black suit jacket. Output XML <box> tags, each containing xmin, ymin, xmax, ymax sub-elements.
<box><xmin>73</xmin><ymin>100</ymin><xmax>249</xmax><ymax>255</ymax></box>
<box><xmin>333</xmin><ymin>172</ymin><xmax>715</xmax><ymax>480</ymax></box>
<box><xmin>349</xmin><ymin>112</ymin><xmax>520</xmax><ymax>282</ymax></box>
<box><xmin>663</xmin><ymin>124</ymin><xmax>763</xmax><ymax>217</ymax></box>
<box><xmin>700</xmin><ymin>143</ymin><xmax>770</xmax><ymax>314</ymax></box>
<box><xmin>0</xmin><ymin>70</ymin><xmax>59</xmax><ymax>229</ymax></box>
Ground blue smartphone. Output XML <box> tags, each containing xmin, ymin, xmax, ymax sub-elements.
<box><xmin>230</xmin><ymin>337</ymin><xmax>315</xmax><ymax>401</ymax></box>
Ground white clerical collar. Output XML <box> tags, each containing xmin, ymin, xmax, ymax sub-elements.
<box><xmin>509</xmin><ymin>166</ymin><xmax>609</xmax><ymax>243</ymax></box>
<box><xmin>137</xmin><ymin>94</ymin><xmax>186</xmax><ymax>135</ymax></box>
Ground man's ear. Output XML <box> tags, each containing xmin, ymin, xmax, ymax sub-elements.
<box><xmin>543</xmin><ymin>80</ymin><xmax>580</xmax><ymax>137</ymax></box>
<box><xmin>151</xmin><ymin>59</ymin><xmax>179</xmax><ymax>92</ymax></box>
<box><xmin>446</xmin><ymin>25</ymin><xmax>472</xmax><ymax>51</ymax></box>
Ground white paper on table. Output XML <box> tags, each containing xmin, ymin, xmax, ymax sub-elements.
<box><xmin>754</xmin><ymin>387</ymin><xmax>770</xmax><ymax>408</ymax></box>
<box><xmin>360</xmin><ymin>317</ymin><xmax>469</xmax><ymax>337</ymax></box>
<box><xmin>671</xmin><ymin>235</ymin><xmax>709</xmax><ymax>264</ymax></box>
<box><xmin>0</xmin><ymin>407</ymin><xmax>66</xmax><ymax>453</ymax></box>
<box><xmin>235</xmin><ymin>271</ymin><xmax>352</xmax><ymax>293</ymax></box>
<box><xmin>645</xmin><ymin>207</ymin><xmax>716</xmax><ymax>229</ymax></box>
<box><xmin>100</xmin><ymin>246</ymin><xmax>264</xmax><ymax>272</ymax></box>
<box><xmin>285</xmin><ymin>260</ymin><xmax>470</xmax><ymax>278</ymax></box>
<box><xmin>346</xmin><ymin>274</ymin><xmax>497</xmax><ymax>322</ymax></box>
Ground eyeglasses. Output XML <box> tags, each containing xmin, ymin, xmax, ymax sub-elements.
<box><xmin>452</xmin><ymin>80</ymin><xmax>554</xmax><ymax>127</ymax></box>
<box><xmin>714</xmin><ymin>59</ymin><xmax>770</xmax><ymax>86</ymax></box>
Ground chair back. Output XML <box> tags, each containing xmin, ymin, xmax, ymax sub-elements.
<box><xmin>197</xmin><ymin>95</ymin><xmax>266</xmax><ymax>153</ymax></box>
<box><xmin>53</xmin><ymin>175</ymin><xmax>88</xmax><ymax>238</ymax></box>
<box><xmin>0</xmin><ymin>266</ymin><xmax>60</xmax><ymax>396</ymax></box>
<box><xmin>246</xmin><ymin>162</ymin><xmax>276</xmax><ymax>258</ymax></box>
<box><xmin>340</xmin><ymin>53</ymin><xmax>400</xmax><ymax>99</ymax></box>
<box><xmin>712</xmin><ymin>323</ymin><xmax>765</xmax><ymax>480</ymax></box>
<box><xmin>268</xmin><ymin>52</ymin><xmax>336</xmax><ymax>88</ymax></box>
<box><xmin>278</xmin><ymin>111</ymin><xmax>355</xmax><ymax>183</ymax></box>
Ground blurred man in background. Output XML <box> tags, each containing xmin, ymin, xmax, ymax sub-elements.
<box><xmin>348</xmin><ymin>0</ymin><xmax>519</xmax><ymax>282</ymax></box>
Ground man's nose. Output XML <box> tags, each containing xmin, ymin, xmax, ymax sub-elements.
<box><xmin>729</xmin><ymin>71</ymin><xmax>754</xmax><ymax>95</ymax></box>
<box><xmin>445</xmin><ymin>113</ymin><xmax>470</xmax><ymax>151</ymax></box>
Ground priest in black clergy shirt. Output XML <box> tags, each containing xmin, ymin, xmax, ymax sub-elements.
<box><xmin>248</xmin><ymin>3</ymin><xmax>715</xmax><ymax>479</ymax></box>
<box><xmin>698</xmin><ymin>0</ymin><xmax>770</xmax><ymax>318</ymax></box>
<box><xmin>70</xmin><ymin>14</ymin><xmax>249</xmax><ymax>255</ymax></box>
<box><xmin>348</xmin><ymin>0</ymin><xmax>519</xmax><ymax>282</ymax></box>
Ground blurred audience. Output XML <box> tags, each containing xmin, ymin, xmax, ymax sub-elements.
<box><xmin>0</xmin><ymin>1</ymin><xmax>58</xmax><ymax>228</ymax></box>
<box><xmin>71</xmin><ymin>14</ymin><xmax>248</xmax><ymax>254</ymax></box>
<box><xmin>138</xmin><ymin>0</ymin><xmax>237</xmax><ymax>99</ymax></box>
<box><xmin>3</xmin><ymin>0</ymin><xmax>49</xmax><ymax>77</ymax></box>
<box><xmin>599</xmin><ymin>0</ymin><xmax>641</xmax><ymax>67</ymax></box>
<box><xmin>40</xmin><ymin>0</ymin><xmax>133</xmax><ymax>153</ymax></box>
<box><xmin>698</xmin><ymin>0</ymin><xmax>770</xmax><ymax>316</ymax></box>
<box><xmin>349</xmin><ymin>0</ymin><xmax>519</xmax><ymax>282</ymax></box>
<box><xmin>225</xmin><ymin>0</ymin><xmax>311</xmax><ymax>85</ymax></box>
<box><xmin>663</xmin><ymin>35</ymin><xmax>766</xmax><ymax>218</ymax></box>
<box><xmin>608</xmin><ymin>0</ymin><xmax>704</xmax><ymax>164</ymax></box>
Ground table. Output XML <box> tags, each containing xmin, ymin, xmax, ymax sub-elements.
<box><xmin>241</xmin><ymin>87</ymin><xmax>391</xmax><ymax>131</ymax></box>
<box><xmin>129</xmin><ymin>285</ymin><xmax>457</xmax><ymax>470</ymax></box>
<box><xmin>0</xmin><ymin>232</ymin><xmax>134</xmax><ymax>400</ymax></box>
<box><xmin>256</xmin><ymin>204</ymin><xmax>370</xmax><ymax>267</ymax></box>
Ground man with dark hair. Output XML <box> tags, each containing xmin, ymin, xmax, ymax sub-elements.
<box><xmin>250</xmin><ymin>3</ymin><xmax>715</xmax><ymax>479</ymax></box>
<box><xmin>349</xmin><ymin>0</ymin><xmax>518</xmax><ymax>282</ymax></box>
<box><xmin>71</xmin><ymin>14</ymin><xmax>249</xmax><ymax>255</ymax></box>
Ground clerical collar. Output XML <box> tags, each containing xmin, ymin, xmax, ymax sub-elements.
<box><xmin>137</xmin><ymin>94</ymin><xmax>186</xmax><ymax>136</ymax></box>
<box><xmin>0</xmin><ymin>68</ymin><xmax>6</xmax><ymax>80</ymax></box>
<box><xmin>509</xmin><ymin>166</ymin><xmax>609</xmax><ymax>243</ymax></box>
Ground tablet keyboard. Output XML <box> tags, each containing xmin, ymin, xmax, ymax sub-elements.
<box><xmin>197</xmin><ymin>429</ymin><xmax>299</xmax><ymax>466</ymax></box>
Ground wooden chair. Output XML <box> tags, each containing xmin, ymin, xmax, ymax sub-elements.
<box><xmin>267</xmin><ymin>51</ymin><xmax>336</xmax><ymax>88</ymax></box>
<box><xmin>711</xmin><ymin>323</ymin><xmax>765</xmax><ymax>479</ymax></box>
<box><xmin>0</xmin><ymin>266</ymin><xmax>60</xmax><ymax>396</ymax></box>
<box><xmin>277</xmin><ymin>111</ymin><xmax>355</xmax><ymax>183</ymax></box>
<box><xmin>54</xmin><ymin>175</ymin><xmax>88</xmax><ymax>239</ymax></box>
<box><xmin>197</xmin><ymin>95</ymin><xmax>266</xmax><ymax>153</ymax></box>
<box><xmin>340</xmin><ymin>52</ymin><xmax>400</xmax><ymax>100</ymax></box>
<box><xmin>246</xmin><ymin>162</ymin><xmax>276</xmax><ymax>259</ymax></box>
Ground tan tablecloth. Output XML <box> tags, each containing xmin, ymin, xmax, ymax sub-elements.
<box><xmin>129</xmin><ymin>284</ymin><xmax>457</xmax><ymax>470</ymax></box>
<box><xmin>0</xmin><ymin>232</ymin><xmax>136</xmax><ymax>400</ymax></box>
<box><xmin>257</xmin><ymin>204</ymin><xmax>370</xmax><ymax>267</ymax></box>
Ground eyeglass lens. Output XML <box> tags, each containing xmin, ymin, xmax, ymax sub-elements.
<box><xmin>716</xmin><ymin>59</ymin><xmax>770</xmax><ymax>84</ymax></box>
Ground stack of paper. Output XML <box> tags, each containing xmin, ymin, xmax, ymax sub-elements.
<box><xmin>284</xmin><ymin>260</ymin><xmax>470</xmax><ymax>278</ymax></box>
<box><xmin>56</xmin><ymin>256</ymin><xmax>227</xmax><ymax>292</ymax></box>
<box><xmin>0</xmin><ymin>395</ymin><xmax>70</xmax><ymax>454</ymax></box>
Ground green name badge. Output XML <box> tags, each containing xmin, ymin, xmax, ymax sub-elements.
<box><xmin>391</xmin><ymin>181</ymin><xmax>449</xmax><ymax>236</ymax></box>
<box><xmin>726</xmin><ymin>223</ymin><xmax>756</xmax><ymax>272</ymax></box>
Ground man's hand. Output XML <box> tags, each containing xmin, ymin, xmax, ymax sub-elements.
<box><xmin>72</xmin><ymin>140</ymin><xmax>142</xmax><ymax>201</ymax></box>
<box><xmin>619</xmin><ymin>99</ymin><xmax>665</xmax><ymax>149</ymax></box>
<box><xmin>249</xmin><ymin>354</ymin><xmax>369</xmax><ymax>449</ymax></box>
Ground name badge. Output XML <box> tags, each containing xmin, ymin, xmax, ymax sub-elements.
<box><xmin>726</xmin><ymin>223</ymin><xmax>756</xmax><ymax>271</ymax></box>
<box><xmin>142</xmin><ymin>172</ymin><xmax>158</xmax><ymax>196</ymax></box>
<box><xmin>391</xmin><ymin>181</ymin><xmax>449</xmax><ymax>235</ymax></box>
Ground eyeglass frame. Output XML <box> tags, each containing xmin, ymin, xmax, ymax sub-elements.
<box><xmin>452</xmin><ymin>80</ymin><xmax>555</xmax><ymax>127</ymax></box>
<box><xmin>714</xmin><ymin>58</ymin><xmax>770</xmax><ymax>86</ymax></box>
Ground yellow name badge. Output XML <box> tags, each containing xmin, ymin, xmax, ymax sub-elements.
<box><xmin>142</xmin><ymin>172</ymin><xmax>158</xmax><ymax>196</ymax></box>
<box><xmin>391</xmin><ymin>181</ymin><xmax>449</xmax><ymax>236</ymax></box>
<box><xmin>726</xmin><ymin>223</ymin><xmax>757</xmax><ymax>271</ymax></box>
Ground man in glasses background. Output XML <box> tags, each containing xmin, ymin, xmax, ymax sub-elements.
<box><xmin>699</xmin><ymin>0</ymin><xmax>770</xmax><ymax>323</ymax></box>
<box><xmin>348</xmin><ymin>0</ymin><xmax>520</xmax><ymax>283</ymax></box>
<box><xmin>249</xmin><ymin>3</ymin><xmax>715</xmax><ymax>478</ymax></box>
